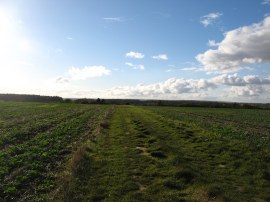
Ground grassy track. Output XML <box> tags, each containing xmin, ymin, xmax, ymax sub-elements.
<box><xmin>60</xmin><ymin>105</ymin><xmax>270</xmax><ymax>202</ymax></box>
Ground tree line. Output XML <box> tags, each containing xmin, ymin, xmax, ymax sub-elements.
<box><xmin>0</xmin><ymin>93</ymin><xmax>269</xmax><ymax>109</ymax></box>
<box><xmin>0</xmin><ymin>94</ymin><xmax>63</xmax><ymax>102</ymax></box>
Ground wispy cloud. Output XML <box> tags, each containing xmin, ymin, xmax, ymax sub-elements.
<box><xmin>180</xmin><ymin>67</ymin><xmax>198</xmax><ymax>71</ymax></box>
<box><xmin>200</xmin><ymin>12</ymin><xmax>222</xmax><ymax>27</ymax></box>
<box><xmin>126</xmin><ymin>51</ymin><xmax>144</xmax><ymax>59</ymax></box>
<box><xmin>125</xmin><ymin>62</ymin><xmax>134</xmax><ymax>67</ymax></box>
<box><xmin>66</xmin><ymin>37</ymin><xmax>73</xmax><ymax>40</ymax></box>
<box><xmin>125</xmin><ymin>62</ymin><xmax>144</xmax><ymax>70</ymax></box>
<box><xmin>103</xmin><ymin>17</ymin><xmax>124</xmax><ymax>22</ymax></box>
<box><xmin>152</xmin><ymin>54</ymin><xmax>168</xmax><ymax>61</ymax></box>
<box><xmin>262</xmin><ymin>0</ymin><xmax>270</xmax><ymax>5</ymax></box>
<box><xmin>68</xmin><ymin>66</ymin><xmax>111</xmax><ymax>80</ymax></box>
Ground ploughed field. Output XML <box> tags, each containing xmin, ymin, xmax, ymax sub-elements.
<box><xmin>0</xmin><ymin>102</ymin><xmax>270</xmax><ymax>201</ymax></box>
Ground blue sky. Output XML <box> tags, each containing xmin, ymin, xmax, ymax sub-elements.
<box><xmin>0</xmin><ymin>0</ymin><xmax>270</xmax><ymax>102</ymax></box>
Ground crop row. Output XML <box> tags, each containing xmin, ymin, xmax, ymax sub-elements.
<box><xmin>146</xmin><ymin>106</ymin><xmax>270</xmax><ymax>129</ymax></box>
<box><xmin>0</xmin><ymin>103</ymin><xmax>111</xmax><ymax>201</ymax></box>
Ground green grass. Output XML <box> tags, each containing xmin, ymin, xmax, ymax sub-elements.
<box><xmin>0</xmin><ymin>102</ymin><xmax>112</xmax><ymax>201</ymax></box>
<box><xmin>0</xmin><ymin>102</ymin><xmax>270</xmax><ymax>201</ymax></box>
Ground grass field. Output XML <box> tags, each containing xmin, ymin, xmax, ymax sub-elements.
<box><xmin>0</xmin><ymin>102</ymin><xmax>270</xmax><ymax>201</ymax></box>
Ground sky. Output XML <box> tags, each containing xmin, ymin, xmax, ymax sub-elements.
<box><xmin>0</xmin><ymin>0</ymin><xmax>270</xmax><ymax>102</ymax></box>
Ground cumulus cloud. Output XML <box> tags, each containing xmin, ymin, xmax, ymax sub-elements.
<box><xmin>262</xmin><ymin>0</ymin><xmax>270</xmax><ymax>5</ymax></box>
<box><xmin>228</xmin><ymin>86</ymin><xmax>265</xmax><ymax>97</ymax></box>
<box><xmin>196</xmin><ymin>16</ymin><xmax>270</xmax><ymax>72</ymax></box>
<box><xmin>211</xmin><ymin>74</ymin><xmax>270</xmax><ymax>86</ymax></box>
<box><xmin>200</xmin><ymin>12</ymin><xmax>222</xmax><ymax>27</ymax></box>
<box><xmin>125</xmin><ymin>62</ymin><xmax>144</xmax><ymax>70</ymax></box>
<box><xmin>108</xmin><ymin>78</ymin><xmax>216</xmax><ymax>98</ymax></box>
<box><xmin>206</xmin><ymin>67</ymin><xmax>256</xmax><ymax>75</ymax></box>
<box><xmin>51</xmin><ymin>71</ymin><xmax>270</xmax><ymax>101</ymax></box>
<box><xmin>212</xmin><ymin>74</ymin><xmax>245</xmax><ymax>86</ymax></box>
<box><xmin>68</xmin><ymin>66</ymin><xmax>111</xmax><ymax>80</ymax></box>
<box><xmin>210</xmin><ymin>74</ymin><xmax>270</xmax><ymax>99</ymax></box>
<box><xmin>152</xmin><ymin>54</ymin><xmax>168</xmax><ymax>60</ymax></box>
<box><xmin>126</xmin><ymin>51</ymin><xmax>144</xmax><ymax>59</ymax></box>
<box><xmin>106</xmin><ymin>73</ymin><xmax>270</xmax><ymax>100</ymax></box>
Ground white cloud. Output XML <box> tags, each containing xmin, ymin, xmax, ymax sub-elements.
<box><xmin>211</xmin><ymin>74</ymin><xmax>270</xmax><ymax>86</ymax></box>
<box><xmin>207</xmin><ymin>40</ymin><xmax>219</xmax><ymax>47</ymax></box>
<box><xmin>212</xmin><ymin>74</ymin><xmax>245</xmax><ymax>86</ymax></box>
<box><xmin>68</xmin><ymin>66</ymin><xmax>111</xmax><ymax>80</ymax></box>
<box><xmin>196</xmin><ymin>16</ymin><xmax>270</xmax><ymax>72</ymax></box>
<box><xmin>200</xmin><ymin>12</ymin><xmax>222</xmax><ymax>27</ymax></box>
<box><xmin>228</xmin><ymin>86</ymin><xmax>265</xmax><ymax>97</ymax></box>
<box><xmin>262</xmin><ymin>0</ymin><xmax>270</xmax><ymax>5</ymax></box>
<box><xmin>126</xmin><ymin>51</ymin><xmax>144</xmax><ymax>59</ymax></box>
<box><xmin>125</xmin><ymin>62</ymin><xmax>144</xmax><ymax>70</ymax></box>
<box><xmin>137</xmin><ymin>64</ymin><xmax>145</xmax><ymax>70</ymax></box>
<box><xmin>125</xmin><ymin>62</ymin><xmax>133</xmax><ymax>67</ymax></box>
<box><xmin>66</xmin><ymin>37</ymin><xmax>73</xmax><ymax>40</ymax></box>
<box><xmin>180</xmin><ymin>67</ymin><xmax>198</xmax><ymax>71</ymax></box>
<box><xmin>206</xmin><ymin>67</ymin><xmax>255</xmax><ymax>75</ymax></box>
<box><xmin>103</xmin><ymin>17</ymin><xmax>123</xmax><ymax>22</ymax></box>
<box><xmin>152</xmin><ymin>54</ymin><xmax>168</xmax><ymax>60</ymax></box>
<box><xmin>108</xmin><ymin>78</ymin><xmax>216</xmax><ymax>98</ymax></box>
<box><xmin>106</xmin><ymin>74</ymin><xmax>270</xmax><ymax>100</ymax></box>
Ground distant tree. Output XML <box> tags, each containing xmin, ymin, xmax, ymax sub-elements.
<box><xmin>157</xmin><ymin>100</ymin><xmax>163</xmax><ymax>106</ymax></box>
<box><xmin>96</xmin><ymin>98</ymin><xmax>101</xmax><ymax>104</ymax></box>
<box><xmin>64</xmin><ymin>99</ymin><xmax>72</xmax><ymax>103</ymax></box>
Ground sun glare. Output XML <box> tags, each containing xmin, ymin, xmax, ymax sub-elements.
<box><xmin>19</xmin><ymin>40</ymin><xmax>32</xmax><ymax>52</ymax></box>
<box><xmin>0</xmin><ymin>8</ymin><xmax>17</xmax><ymax>59</ymax></box>
<box><xmin>0</xmin><ymin>9</ymin><xmax>13</xmax><ymax>30</ymax></box>
<box><xmin>0</xmin><ymin>8</ymin><xmax>34</xmax><ymax>90</ymax></box>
